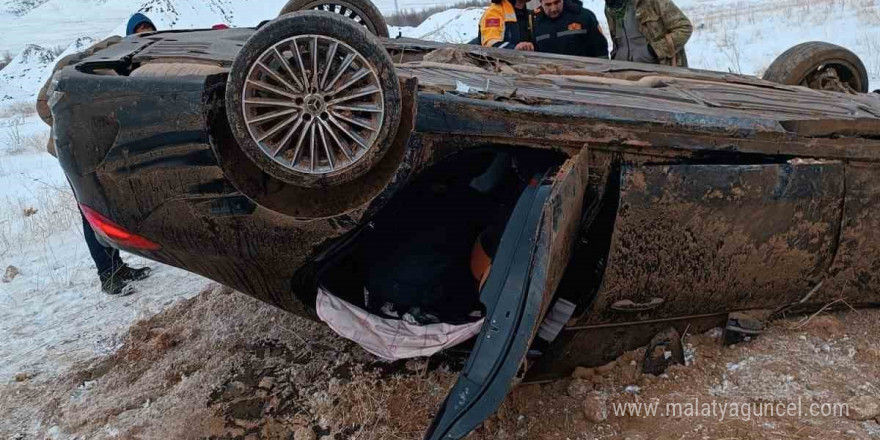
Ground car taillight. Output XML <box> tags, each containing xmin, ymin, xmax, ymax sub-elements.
<box><xmin>80</xmin><ymin>205</ymin><xmax>160</xmax><ymax>251</ymax></box>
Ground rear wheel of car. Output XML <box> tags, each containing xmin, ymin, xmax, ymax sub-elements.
<box><xmin>763</xmin><ymin>42</ymin><xmax>869</xmax><ymax>93</ymax></box>
<box><xmin>279</xmin><ymin>0</ymin><xmax>389</xmax><ymax>38</ymax></box>
<box><xmin>226</xmin><ymin>10</ymin><xmax>401</xmax><ymax>189</ymax></box>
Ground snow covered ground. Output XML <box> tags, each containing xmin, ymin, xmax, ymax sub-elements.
<box><xmin>0</xmin><ymin>109</ymin><xmax>208</xmax><ymax>381</ymax></box>
<box><xmin>0</xmin><ymin>0</ymin><xmax>878</xmax><ymax>425</ymax></box>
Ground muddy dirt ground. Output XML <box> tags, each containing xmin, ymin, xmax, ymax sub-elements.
<box><xmin>2</xmin><ymin>283</ymin><xmax>880</xmax><ymax>440</ymax></box>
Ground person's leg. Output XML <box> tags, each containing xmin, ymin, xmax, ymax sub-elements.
<box><xmin>81</xmin><ymin>211</ymin><xmax>122</xmax><ymax>277</ymax></box>
<box><xmin>80</xmin><ymin>212</ymin><xmax>151</xmax><ymax>295</ymax></box>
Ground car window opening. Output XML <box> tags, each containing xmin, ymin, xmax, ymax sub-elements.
<box><xmin>315</xmin><ymin>148</ymin><xmax>566</xmax><ymax>360</ymax></box>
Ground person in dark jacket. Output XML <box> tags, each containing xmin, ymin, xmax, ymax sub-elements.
<box><xmin>126</xmin><ymin>13</ymin><xmax>156</xmax><ymax>36</ymax></box>
<box><xmin>478</xmin><ymin>0</ymin><xmax>535</xmax><ymax>50</ymax></box>
<box><xmin>533</xmin><ymin>0</ymin><xmax>608</xmax><ymax>58</ymax></box>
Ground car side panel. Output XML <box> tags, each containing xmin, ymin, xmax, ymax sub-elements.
<box><xmin>574</xmin><ymin>161</ymin><xmax>845</xmax><ymax>326</ymax></box>
<box><xmin>821</xmin><ymin>163</ymin><xmax>880</xmax><ymax>305</ymax></box>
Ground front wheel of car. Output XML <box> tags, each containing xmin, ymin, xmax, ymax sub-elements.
<box><xmin>226</xmin><ymin>10</ymin><xmax>401</xmax><ymax>189</ymax></box>
<box><xmin>763</xmin><ymin>42</ymin><xmax>869</xmax><ymax>93</ymax></box>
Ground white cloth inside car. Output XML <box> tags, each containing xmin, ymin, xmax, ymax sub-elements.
<box><xmin>316</xmin><ymin>286</ymin><xmax>484</xmax><ymax>361</ymax></box>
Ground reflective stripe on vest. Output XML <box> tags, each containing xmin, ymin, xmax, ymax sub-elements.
<box><xmin>536</xmin><ymin>28</ymin><xmax>588</xmax><ymax>41</ymax></box>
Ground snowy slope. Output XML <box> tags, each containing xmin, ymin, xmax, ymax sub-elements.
<box><xmin>0</xmin><ymin>37</ymin><xmax>95</xmax><ymax>103</ymax></box>
<box><xmin>389</xmin><ymin>7</ymin><xmax>483</xmax><ymax>43</ymax></box>
<box><xmin>0</xmin><ymin>44</ymin><xmax>55</xmax><ymax>103</ymax></box>
<box><xmin>0</xmin><ymin>0</ymin><xmax>290</xmax><ymax>55</ymax></box>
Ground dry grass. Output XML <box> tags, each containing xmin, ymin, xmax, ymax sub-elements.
<box><xmin>318</xmin><ymin>363</ymin><xmax>456</xmax><ymax>439</ymax></box>
<box><xmin>717</xmin><ymin>24</ymin><xmax>745</xmax><ymax>74</ymax></box>
<box><xmin>0</xmin><ymin>180</ymin><xmax>79</xmax><ymax>268</ymax></box>
<box><xmin>690</xmin><ymin>0</ymin><xmax>880</xmax><ymax>34</ymax></box>
<box><xmin>0</xmin><ymin>101</ymin><xmax>37</xmax><ymax>119</ymax></box>
<box><xmin>386</xmin><ymin>0</ymin><xmax>485</xmax><ymax>27</ymax></box>
<box><xmin>0</xmin><ymin>51</ymin><xmax>12</xmax><ymax>71</ymax></box>
<box><xmin>1</xmin><ymin>119</ymin><xmax>48</xmax><ymax>156</ymax></box>
<box><xmin>858</xmin><ymin>33</ymin><xmax>880</xmax><ymax>81</ymax></box>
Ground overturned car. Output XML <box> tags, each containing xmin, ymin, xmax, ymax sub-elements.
<box><xmin>47</xmin><ymin>1</ymin><xmax>880</xmax><ymax>438</ymax></box>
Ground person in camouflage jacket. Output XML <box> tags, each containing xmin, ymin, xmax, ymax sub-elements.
<box><xmin>605</xmin><ymin>0</ymin><xmax>692</xmax><ymax>67</ymax></box>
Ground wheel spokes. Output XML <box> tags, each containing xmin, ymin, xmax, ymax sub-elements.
<box><xmin>323</xmin><ymin>53</ymin><xmax>354</xmax><ymax>93</ymax></box>
<box><xmin>272</xmin><ymin>114</ymin><xmax>306</xmax><ymax>156</ymax></box>
<box><xmin>321</xmin><ymin>41</ymin><xmax>338</xmax><ymax>90</ymax></box>
<box><xmin>328</xmin><ymin>68</ymin><xmax>370</xmax><ymax>96</ymax></box>
<box><xmin>318</xmin><ymin>118</ymin><xmax>354</xmax><ymax>160</ymax></box>
<box><xmin>272</xmin><ymin>47</ymin><xmax>305</xmax><ymax>91</ymax></box>
<box><xmin>246</xmin><ymin>107</ymin><xmax>299</xmax><ymax>124</ymax></box>
<box><xmin>255</xmin><ymin>61</ymin><xmax>301</xmax><ymax>94</ymax></box>
<box><xmin>242</xmin><ymin>34</ymin><xmax>384</xmax><ymax>176</ymax></box>
<box><xmin>326</xmin><ymin>85</ymin><xmax>380</xmax><ymax>105</ymax></box>
<box><xmin>317</xmin><ymin>122</ymin><xmax>335</xmax><ymax>170</ymax></box>
<box><xmin>290</xmin><ymin>39</ymin><xmax>311</xmax><ymax>90</ymax></box>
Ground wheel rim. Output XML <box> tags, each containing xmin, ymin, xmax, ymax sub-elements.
<box><xmin>803</xmin><ymin>62</ymin><xmax>862</xmax><ymax>93</ymax></box>
<box><xmin>242</xmin><ymin>35</ymin><xmax>385</xmax><ymax>177</ymax></box>
<box><xmin>308</xmin><ymin>2</ymin><xmax>376</xmax><ymax>34</ymax></box>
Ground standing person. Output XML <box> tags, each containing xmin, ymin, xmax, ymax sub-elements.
<box><xmin>478</xmin><ymin>0</ymin><xmax>535</xmax><ymax>51</ymax></box>
<box><xmin>36</xmin><ymin>14</ymin><xmax>157</xmax><ymax>295</ymax></box>
<box><xmin>533</xmin><ymin>0</ymin><xmax>608</xmax><ymax>58</ymax></box>
<box><xmin>605</xmin><ymin>0</ymin><xmax>692</xmax><ymax>67</ymax></box>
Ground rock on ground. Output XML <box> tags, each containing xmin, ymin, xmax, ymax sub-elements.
<box><xmin>847</xmin><ymin>396</ymin><xmax>880</xmax><ymax>421</ymax></box>
<box><xmin>582</xmin><ymin>392</ymin><xmax>607</xmax><ymax>423</ymax></box>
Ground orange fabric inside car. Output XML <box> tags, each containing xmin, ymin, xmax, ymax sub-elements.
<box><xmin>471</xmin><ymin>233</ymin><xmax>493</xmax><ymax>291</ymax></box>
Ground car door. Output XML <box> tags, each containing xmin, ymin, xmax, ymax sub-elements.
<box><xmin>423</xmin><ymin>151</ymin><xmax>588</xmax><ymax>440</ymax></box>
<box><xmin>573</xmin><ymin>160</ymin><xmax>846</xmax><ymax>327</ymax></box>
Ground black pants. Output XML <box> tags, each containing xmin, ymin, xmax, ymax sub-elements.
<box><xmin>81</xmin><ymin>212</ymin><xmax>123</xmax><ymax>276</ymax></box>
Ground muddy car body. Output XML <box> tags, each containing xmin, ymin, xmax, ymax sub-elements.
<box><xmin>50</xmin><ymin>8</ymin><xmax>880</xmax><ymax>438</ymax></box>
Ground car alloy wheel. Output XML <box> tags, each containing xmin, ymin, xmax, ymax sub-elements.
<box><xmin>241</xmin><ymin>35</ymin><xmax>385</xmax><ymax>177</ymax></box>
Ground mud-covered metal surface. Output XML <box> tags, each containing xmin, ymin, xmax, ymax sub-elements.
<box><xmin>820</xmin><ymin>163</ymin><xmax>880</xmax><ymax>306</ymax></box>
<box><xmin>576</xmin><ymin>162</ymin><xmax>846</xmax><ymax>326</ymax></box>
<box><xmin>74</xmin><ymin>28</ymin><xmax>252</xmax><ymax>72</ymax></box>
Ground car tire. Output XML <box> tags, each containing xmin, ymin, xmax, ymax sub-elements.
<box><xmin>763</xmin><ymin>42</ymin><xmax>869</xmax><ymax>93</ymax></box>
<box><xmin>130</xmin><ymin>62</ymin><xmax>226</xmax><ymax>77</ymax></box>
<box><xmin>279</xmin><ymin>0</ymin><xmax>390</xmax><ymax>38</ymax></box>
<box><xmin>226</xmin><ymin>10</ymin><xmax>401</xmax><ymax>189</ymax></box>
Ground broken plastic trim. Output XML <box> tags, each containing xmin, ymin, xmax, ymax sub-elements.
<box><xmin>81</xmin><ymin>204</ymin><xmax>161</xmax><ymax>251</ymax></box>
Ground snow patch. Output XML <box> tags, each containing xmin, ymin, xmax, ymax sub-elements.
<box><xmin>388</xmin><ymin>7</ymin><xmax>483</xmax><ymax>44</ymax></box>
<box><xmin>0</xmin><ymin>44</ymin><xmax>56</xmax><ymax>103</ymax></box>
<box><xmin>0</xmin><ymin>37</ymin><xmax>97</xmax><ymax>107</ymax></box>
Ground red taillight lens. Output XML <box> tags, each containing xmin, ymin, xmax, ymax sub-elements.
<box><xmin>80</xmin><ymin>205</ymin><xmax>160</xmax><ymax>251</ymax></box>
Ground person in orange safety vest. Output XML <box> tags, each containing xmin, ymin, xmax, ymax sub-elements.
<box><xmin>477</xmin><ymin>0</ymin><xmax>535</xmax><ymax>50</ymax></box>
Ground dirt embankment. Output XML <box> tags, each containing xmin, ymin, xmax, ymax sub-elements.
<box><xmin>3</xmin><ymin>284</ymin><xmax>880</xmax><ymax>440</ymax></box>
